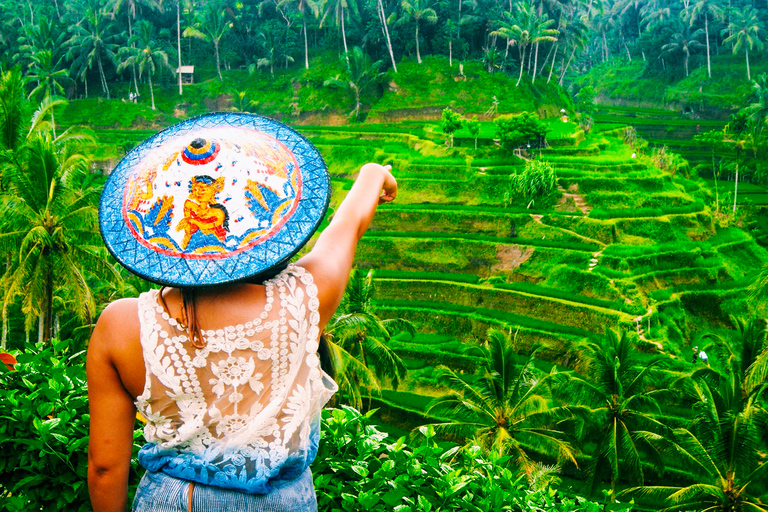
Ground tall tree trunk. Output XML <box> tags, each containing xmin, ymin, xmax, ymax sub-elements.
<box><xmin>547</xmin><ymin>42</ymin><xmax>558</xmax><ymax>83</ymax></box>
<box><xmin>341</xmin><ymin>4</ymin><xmax>349</xmax><ymax>65</ymax></box>
<box><xmin>378</xmin><ymin>0</ymin><xmax>398</xmax><ymax>72</ymax></box>
<box><xmin>449</xmin><ymin>38</ymin><xmax>452</xmax><ymax>66</ymax></box>
<box><xmin>1</xmin><ymin>304</ymin><xmax>7</xmax><ymax>350</ymax></box>
<box><xmin>745</xmin><ymin>47</ymin><xmax>751</xmax><ymax>81</ymax></box>
<box><xmin>532</xmin><ymin>41</ymin><xmax>540</xmax><ymax>82</ymax></box>
<box><xmin>149</xmin><ymin>73</ymin><xmax>156</xmax><ymax>109</ymax></box>
<box><xmin>178</xmin><ymin>0</ymin><xmax>183</xmax><ymax>95</ymax></box>
<box><xmin>712</xmin><ymin>150</ymin><xmax>719</xmax><ymax>213</ymax></box>
<box><xmin>416</xmin><ymin>24</ymin><xmax>421</xmax><ymax>63</ymax></box>
<box><xmin>215</xmin><ymin>40</ymin><xmax>223</xmax><ymax>81</ymax></box>
<box><xmin>44</xmin><ymin>271</ymin><xmax>52</xmax><ymax>342</ymax></box>
<box><xmin>303</xmin><ymin>12</ymin><xmax>310</xmax><ymax>69</ymax></box>
<box><xmin>733</xmin><ymin>154</ymin><xmax>739</xmax><ymax>214</ymax></box>
<box><xmin>704</xmin><ymin>15</ymin><xmax>711</xmax><ymax>78</ymax></box>
<box><xmin>516</xmin><ymin>44</ymin><xmax>526</xmax><ymax>86</ymax></box>
<box><xmin>129</xmin><ymin>15</ymin><xmax>139</xmax><ymax>96</ymax></box>
<box><xmin>97</xmin><ymin>54</ymin><xmax>110</xmax><ymax>99</ymax></box>
<box><xmin>559</xmin><ymin>45</ymin><xmax>576</xmax><ymax>85</ymax></box>
<box><xmin>457</xmin><ymin>0</ymin><xmax>462</xmax><ymax>40</ymax></box>
<box><xmin>84</xmin><ymin>75</ymin><xmax>88</xmax><ymax>98</ymax></box>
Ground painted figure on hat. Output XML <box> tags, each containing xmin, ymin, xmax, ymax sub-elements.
<box><xmin>177</xmin><ymin>175</ymin><xmax>229</xmax><ymax>250</ymax></box>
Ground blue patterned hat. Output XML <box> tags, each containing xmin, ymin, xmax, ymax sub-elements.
<box><xmin>99</xmin><ymin>113</ymin><xmax>330</xmax><ymax>287</ymax></box>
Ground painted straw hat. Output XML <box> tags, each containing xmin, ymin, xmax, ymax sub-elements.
<box><xmin>99</xmin><ymin>112</ymin><xmax>330</xmax><ymax>287</ymax></box>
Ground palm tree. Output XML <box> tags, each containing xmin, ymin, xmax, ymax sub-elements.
<box><xmin>320</xmin><ymin>0</ymin><xmax>358</xmax><ymax>65</ymax></box>
<box><xmin>564</xmin><ymin>328</ymin><xmax>672</xmax><ymax>502</ymax></box>
<box><xmin>183</xmin><ymin>0</ymin><xmax>232</xmax><ymax>81</ymax></box>
<box><xmin>722</xmin><ymin>8</ymin><xmax>765</xmax><ymax>82</ymax></box>
<box><xmin>322</xmin><ymin>269</ymin><xmax>413</xmax><ymax>408</ymax></box>
<box><xmin>0</xmin><ymin>100</ymin><xmax>119</xmax><ymax>343</ymax></box>
<box><xmin>106</xmin><ymin>0</ymin><xmax>162</xmax><ymax>96</ymax></box>
<box><xmin>279</xmin><ymin>0</ymin><xmax>321</xmax><ymax>69</ymax></box>
<box><xmin>323</xmin><ymin>47</ymin><xmax>383</xmax><ymax>119</ymax></box>
<box><xmin>399</xmin><ymin>0</ymin><xmax>437</xmax><ymax>64</ymax></box>
<box><xmin>67</xmin><ymin>8</ymin><xmax>119</xmax><ymax>99</ymax></box>
<box><xmin>375</xmin><ymin>0</ymin><xmax>398</xmax><ymax>72</ymax></box>
<box><xmin>25</xmin><ymin>50</ymin><xmax>70</xmax><ymax>138</ymax></box>
<box><xmin>427</xmin><ymin>329</ymin><xmax>577</xmax><ymax>473</ymax></box>
<box><xmin>625</xmin><ymin>320</ymin><xmax>768</xmax><ymax>511</ymax></box>
<box><xmin>117</xmin><ymin>20</ymin><xmax>172</xmax><ymax>110</ymax></box>
<box><xmin>687</xmin><ymin>0</ymin><xmax>718</xmax><ymax>79</ymax></box>
<box><xmin>724</xmin><ymin>109</ymin><xmax>749</xmax><ymax>215</ymax></box>
<box><xmin>508</xmin><ymin>1</ymin><xmax>558</xmax><ymax>87</ymax></box>
<box><xmin>661</xmin><ymin>20</ymin><xmax>704</xmax><ymax>77</ymax></box>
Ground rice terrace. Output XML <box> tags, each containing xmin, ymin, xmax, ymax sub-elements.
<box><xmin>2</xmin><ymin>0</ymin><xmax>768</xmax><ymax>510</ymax></box>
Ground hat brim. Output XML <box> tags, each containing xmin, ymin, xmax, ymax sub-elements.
<box><xmin>99</xmin><ymin>112</ymin><xmax>330</xmax><ymax>288</ymax></box>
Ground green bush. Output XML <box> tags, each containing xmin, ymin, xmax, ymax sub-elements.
<box><xmin>314</xmin><ymin>407</ymin><xmax>629</xmax><ymax>512</ymax></box>
<box><xmin>509</xmin><ymin>160</ymin><xmax>558</xmax><ymax>202</ymax></box>
<box><xmin>494</xmin><ymin>112</ymin><xmax>547</xmax><ymax>152</ymax></box>
<box><xmin>0</xmin><ymin>340</ymin><xmax>143</xmax><ymax>512</ymax></box>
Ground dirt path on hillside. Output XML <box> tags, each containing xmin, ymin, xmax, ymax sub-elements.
<box><xmin>529</xmin><ymin>214</ymin><xmax>606</xmax><ymax>248</ymax></box>
<box><xmin>556</xmin><ymin>184</ymin><xmax>591</xmax><ymax>216</ymax></box>
<box><xmin>492</xmin><ymin>245</ymin><xmax>534</xmax><ymax>273</ymax></box>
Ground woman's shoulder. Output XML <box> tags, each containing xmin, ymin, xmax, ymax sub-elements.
<box><xmin>94</xmin><ymin>298</ymin><xmax>142</xmax><ymax>333</ymax></box>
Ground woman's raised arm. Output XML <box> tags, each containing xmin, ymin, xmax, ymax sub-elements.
<box><xmin>297</xmin><ymin>163</ymin><xmax>396</xmax><ymax>328</ymax></box>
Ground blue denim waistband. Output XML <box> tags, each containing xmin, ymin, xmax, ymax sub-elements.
<box><xmin>132</xmin><ymin>467</ymin><xmax>318</xmax><ymax>512</ymax></box>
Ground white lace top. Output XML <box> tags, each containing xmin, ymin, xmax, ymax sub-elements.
<box><xmin>134</xmin><ymin>265</ymin><xmax>337</xmax><ymax>493</ymax></box>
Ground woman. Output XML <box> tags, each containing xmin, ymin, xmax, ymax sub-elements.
<box><xmin>87</xmin><ymin>114</ymin><xmax>396</xmax><ymax>511</ymax></box>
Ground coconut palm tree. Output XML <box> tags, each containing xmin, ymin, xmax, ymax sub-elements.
<box><xmin>625</xmin><ymin>320</ymin><xmax>768</xmax><ymax>511</ymax></box>
<box><xmin>722</xmin><ymin>8</ymin><xmax>765</xmax><ymax>82</ymax></box>
<box><xmin>106</xmin><ymin>0</ymin><xmax>163</xmax><ymax>95</ymax></box>
<box><xmin>320</xmin><ymin>0</ymin><xmax>358</xmax><ymax>65</ymax></box>
<box><xmin>427</xmin><ymin>328</ymin><xmax>577</xmax><ymax>473</ymax></box>
<box><xmin>399</xmin><ymin>0</ymin><xmax>437</xmax><ymax>64</ymax></box>
<box><xmin>117</xmin><ymin>20</ymin><xmax>172</xmax><ymax>110</ymax></box>
<box><xmin>687</xmin><ymin>0</ymin><xmax>720</xmax><ymax>79</ymax></box>
<box><xmin>508</xmin><ymin>1</ymin><xmax>559</xmax><ymax>87</ymax></box>
<box><xmin>278</xmin><ymin>0</ymin><xmax>321</xmax><ymax>69</ymax></box>
<box><xmin>323</xmin><ymin>47</ymin><xmax>383</xmax><ymax>119</ymax></box>
<box><xmin>661</xmin><ymin>20</ymin><xmax>705</xmax><ymax>77</ymax></box>
<box><xmin>322</xmin><ymin>268</ymin><xmax>413</xmax><ymax>408</ymax></box>
<box><xmin>183</xmin><ymin>0</ymin><xmax>232</xmax><ymax>81</ymax></box>
<box><xmin>25</xmin><ymin>50</ymin><xmax>70</xmax><ymax>138</ymax></box>
<box><xmin>67</xmin><ymin>7</ymin><xmax>119</xmax><ymax>99</ymax></box>
<box><xmin>564</xmin><ymin>328</ymin><xmax>672</xmax><ymax>501</ymax></box>
<box><xmin>0</xmin><ymin>100</ymin><xmax>119</xmax><ymax>343</ymax></box>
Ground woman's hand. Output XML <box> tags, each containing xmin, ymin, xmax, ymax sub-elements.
<box><xmin>358</xmin><ymin>163</ymin><xmax>397</xmax><ymax>204</ymax></box>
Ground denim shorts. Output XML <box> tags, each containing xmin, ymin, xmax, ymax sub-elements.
<box><xmin>132</xmin><ymin>468</ymin><xmax>318</xmax><ymax>512</ymax></box>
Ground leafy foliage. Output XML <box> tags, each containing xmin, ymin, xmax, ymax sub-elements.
<box><xmin>314</xmin><ymin>406</ymin><xmax>628</xmax><ymax>512</ymax></box>
<box><xmin>0</xmin><ymin>339</ymin><xmax>142</xmax><ymax>512</ymax></box>
<box><xmin>494</xmin><ymin>112</ymin><xmax>547</xmax><ymax>153</ymax></box>
<box><xmin>508</xmin><ymin>160</ymin><xmax>557</xmax><ymax>203</ymax></box>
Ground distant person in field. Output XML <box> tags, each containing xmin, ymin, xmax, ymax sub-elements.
<box><xmin>87</xmin><ymin>113</ymin><xmax>397</xmax><ymax>512</ymax></box>
<box><xmin>699</xmin><ymin>349</ymin><xmax>709</xmax><ymax>366</ymax></box>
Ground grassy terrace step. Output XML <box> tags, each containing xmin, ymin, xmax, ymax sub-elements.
<box><xmin>374</xmin><ymin>279</ymin><xmax>627</xmax><ymax>333</ymax></box>
<box><xmin>588</xmin><ymin>200</ymin><xmax>705</xmax><ymax>220</ymax></box>
<box><xmin>370</xmin><ymin>209</ymin><xmax>593</xmax><ymax>244</ymax></box>
<box><xmin>378</xmin><ymin>203</ymin><xmax>580</xmax><ymax>216</ymax></box>
<box><xmin>375</xmin><ymin>299</ymin><xmax>599</xmax><ymax>339</ymax></box>
<box><xmin>363</xmin><ymin>228</ymin><xmax>600</xmax><ymax>252</ymax></box>
<box><xmin>355</xmin><ymin>236</ymin><xmax>592</xmax><ymax>279</ymax></box>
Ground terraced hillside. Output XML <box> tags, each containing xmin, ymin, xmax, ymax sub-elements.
<box><xmin>289</xmin><ymin>119</ymin><xmax>768</xmax><ymax>428</ymax></box>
